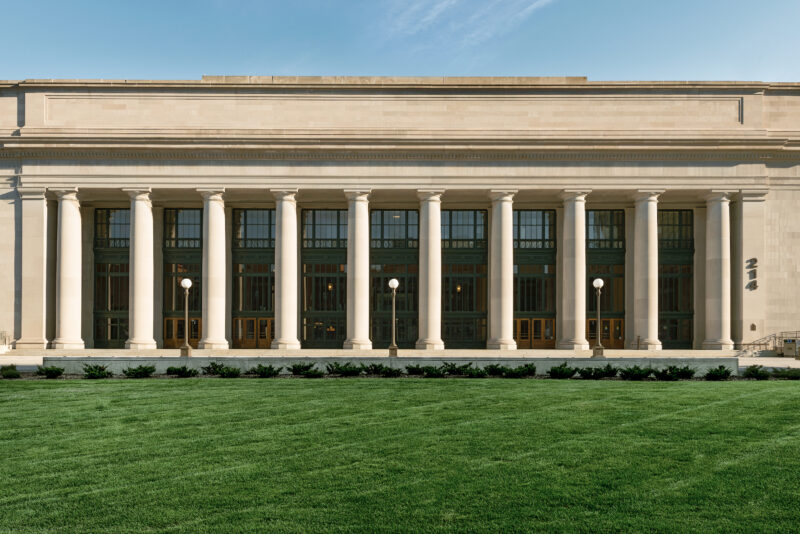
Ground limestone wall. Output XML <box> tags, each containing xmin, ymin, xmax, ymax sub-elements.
<box><xmin>765</xmin><ymin>189</ymin><xmax>800</xmax><ymax>334</ymax></box>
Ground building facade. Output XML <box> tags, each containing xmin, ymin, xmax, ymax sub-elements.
<box><xmin>1</xmin><ymin>76</ymin><xmax>798</xmax><ymax>352</ymax></box>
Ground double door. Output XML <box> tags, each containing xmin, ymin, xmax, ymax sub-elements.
<box><xmin>232</xmin><ymin>317</ymin><xmax>274</xmax><ymax>349</ymax></box>
<box><xmin>164</xmin><ymin>317</ymin><xmax>201</xmax><ymax>349</ymax></box>
<box><xmin>514</xmin><ymin>318</ymin><xmax>556</xmax><ymax>349</ymax></box>
<box><xmin>587</xmin><ymin>318</ymin><xmax>625</xmax><ymax>349</ymax></box>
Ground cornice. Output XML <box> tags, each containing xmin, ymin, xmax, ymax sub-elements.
<box><xmin>0</xmin><ymin>147</ymin><xmax>799</xmax><ymax>163</ymax></box>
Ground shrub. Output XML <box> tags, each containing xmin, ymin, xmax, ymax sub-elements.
<box><xmin>122</xmin><ymin>365</ymin><xmax>156</xmax><ymax>379</ymax></box>
<box><xmin>362</xmin><ymin>363</ymin><xmax>388</xmax><ymax>376</ymax></box>
<box><xmin>704</xmin><ymin>365</ymin><xmax>732</xmax><ymax>381</ymax></box>
<box><xmin>484</xmin><ymin>364</ymin><xmax>508</xmax><ymax>377</ymax></box>
<box><xmin>83</xmin><ymin>364</ymin><xmax>113</xmax><ymax>379</ymax></box>
<box><xmin>166</xmin><ymin>365</ymin><xmax>198</xmax><ymax>378</ymax></box>
<box><xmin>653</xmin><ymin>366</ymin><xmax>681</xmax><ymax>381</ymax></box>
<box><xmin>301</xmin><ymin>368</ymin><xmax>324</xmax><ymax>378</ymax></box>
<box><xmin>247</xmin><ymin>364</ymin><xmax>282</xmax><ymax>378</ymax></box>
<box><xmin>548</xmin><ymin>363</ymin><xmax>577</xmax><ymax>379</ymax></box>
<box><xmin>201</xmin><ymin>362</ymin><xmax>226</xmax><ymax>376</ymax></box>
<box><xmin>1</xmin><ymin>365</ymin><xmax>21</xmax><ymax>379</ymax></box>
<box><xmin>503</xmin><ymin>364</ymin><xmax>537</xmax><ymax>378</ymax></box>
<box><xmin>770</xmin><ymin>368</ymin><xmax>800</xmax><ymax>380</ymax></box>
<box><xmin>619</xmin><ymin>366</ymin><xmax>653</xmax><ymax>381</ymax></box>
<box><xmin>422</xmin><ymin>366</ymin><xmax>445</xmax><ymax>378</ymax></box>
<box><xmin>380</xmin><ymin>367</ymin><xmax>404</xmax><ymax>378</ymax></box>
<box><xmin>463</xmin><ymin>367</ymin><xmax>488</xmax><ymax>378</ymax></box>
<box><xmin>578</xmin><ymin>364</ymin><xmax>618</xmax><ymax>380</ymax></box>
<box><xmin>405</xmin><ymin>364</ymin><xmax>424</xmax><ymax>375</ymax></box>
<box><xmin>326</xmin><ymin>362</ymin><xmax>363</xmax><ymax>377</ymax></box>
<box><xmin>36</xmin><ymin>366</ymin><xmax>64</xmax><ymax>379</ymax></box>
<box><xmin>217</xmin><ymin>366</ymin><xmax>241</xmax><ymax>378</ymax></box>
<box><xmin>290</xmin><ymin>363</ymin><xmax>316</xmax><ymax>376</ymax></box>
<box><xmin>742</xmin><ymin>365</ymin><xmax>770</xmax><ymax>380</ymax></box>
<box><xmin>675</xmin><ymin>366</ymin><xmax>696</xmax><ymax>380</ymax></box>
<box><xmin>439</xmin><ymin>362</ymin><xmax>475</xmax><ymax>376</ymax></box>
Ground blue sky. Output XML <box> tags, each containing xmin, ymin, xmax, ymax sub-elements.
<box><xmin>3</xmin><ymin>0</ymin><xmax>799</xmax><ymax>81</ymax></box>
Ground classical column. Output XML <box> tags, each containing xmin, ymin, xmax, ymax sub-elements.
<box><xmin>123</xmin><ymin>189</ymin><xmax>157</xmax><ymax>349</ymax></box>
<box><xmin>198</xmin><ymin>189</ymin><xmax>228</xmax><ymax>349</ymax></box>
<box><xmin>52</xmin><ymin>189</ymin><xmax>84</xmax><ymax>349</ymax></box>
<box><xmin>271</xmin><ymin>189</ymin><xmax>301</xmax><ymax>349</ymax></box>
<box><xmin>633</xmin><ymin>191</ymin><xmax>662</xmax><ymax>350</ymax></box>
<box><xmin>343</xmin><ymin>190</ymin><xmax>371</xmax><ymax>349</ymax></box>
<box><xmin>703</xmin><ymin>192</ymin><xmax>734</xmax><ymax>350</ymax></box>
<box><xmin>488</xmin><ymin>190</ymin><xmax>516</xmax><ymax>350</ymax></box>
<box><xmin>416</xmin><ymin>190</ymin><xmax>445</xmax><ymax>350</ymax></box>
<box><xmin>16</xmin><ymin>188</ymin><xmax>49</xmax><ymax>349</ymax></box>
<box><xmin>558</xmin><ymin>190</ymin><xmax>590</xmax><ymax>350</ymax></box>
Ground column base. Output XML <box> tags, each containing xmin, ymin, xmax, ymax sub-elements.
<box><xmin>641</xmin><ymin>339</ymin><xmax>662</xmax><ymax>350</ymax></box>
<box><xmin>52</xmin><ymin>339</ymin><xmax>85</xmax><ymax>350</ymax></box>
<box><xmin>15</xmin><ymin>339</ymin><xmax>48</xmax><ymax>349</ymax></box>
<box><xmin>125</xmin><ymin>339</ymin><xmax>157</xmax><ymax>350</ymax></box>
<box><xmin>557</xmin><ymin>339</ymin><xmax>590</xmax><ymax>350</ymax></box>
<box><xmin>271</xmin><ymin>339</ymin><xmax>301</xmax><ymax>350</ymax></box>
<box><xmin>487</xmin><ymin>339</ymin><xmax>517</xmax><ymax>350</ymax></box>
<box><xmin>199</xmin><ymin>339</ymin><xmax>229</xmax><ymax>350</ymax></box>
<box><xmin>416</xmin><ymin>339</ymin><xmax>445</xmax><ymax>350</ymax></box>
<box><xmin>343</xmin><ymin>339</ymin><xmax>372</xmax><ymax>350</ymax></box>
<box><xmin>702</xmin><ymin>339</ymin><xmax>734</xmax><ymax>350</ymax></box>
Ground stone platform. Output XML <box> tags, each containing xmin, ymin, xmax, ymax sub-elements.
<box><xmin>14</xmin><ymin>348</ymin><xmax>742</xmax><ymax>375</ymax></box>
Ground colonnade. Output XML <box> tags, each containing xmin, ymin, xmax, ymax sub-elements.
<box><xmin>18</xmin><ymin>187</ymin><xmax>736</xmax><ymax>351</ymax></box>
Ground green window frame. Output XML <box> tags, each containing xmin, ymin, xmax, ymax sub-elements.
<box><xmin>513</xmin><ymin>264</ymin><xmax>556</xmax><ymax>314</ymax></box>
<box><xmin>233</xmin><ymin>209</ymin><xmax>275</xmax><ymax>249</ymax></box>
<box><xmin>442</xmin><ymin>210</ymin><xmax>487</xmax><ymax>249</ymax></box>
<box><xmin>371</xmin><ymin>209</ymin><xmax>419</xmax><ymax>249</ymax></box>
<box><xmin>94</xmin><ymin>209</ymin><xmax>130</xmax><ymax>249</ymax></box>
<box><xmin>513</xmin><ymin>210</ymin><xmax>556</xmax><ymax>250</ymax></box>
<box><xmin>658</xmin><ymin>210</ymin><xmax>694</xmax><ymax>250</ymax></box>
<box><xmin>303</xmin><ymin>209</ymin><xmax>347</xmax><ymax>249</ymax></box>
<box><xmin>164</xmin><ymin>209</ymin><xmax>202</xmax><ymax>249</ymax></box>
<box><xmin>587</xmin><ymin>210</ymin><xmax>625</xmax><ymax>250</ymax></box>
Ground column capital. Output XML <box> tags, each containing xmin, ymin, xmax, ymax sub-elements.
<box><xmin>271</xmin><ymin>188</ymin><xmax>298</xmax><ymax>201</ymax></box>
<box><xmin>17</xmin><ymin>187</ymin><xmax>46</xmax><ymax>199</ymax></box>
<box><xmin>560</xmin><ymin>189</ymin><xmax>590</xmax><ymax>202</ymax></box>
<box><xmin>417</xmin><ymin>189</ymin><xmax>444</xmax><ymax>202</ymax></box>
<box><xmin>705</xmin><ymin>191</ymin><xmax>734</xmax><ymax>203</ymax></box>
<box><xmin>51</xmin><ymin>188</ymin><xmax>79</xmax><ymax>201</ymax></box>
<box><xmin>738</xmin><ymin>189</ymin><xmax>769</xmax><ymax>202</ymax></box>
<box><xmin>633</xmin><ymin>190</ymin><xmax>664</xmax><ymax>202</ymax></box>
<box><xmin>122</xmin><ymin>188</ymin><xmax>152</xmax><ymax>201</ymax></box>
<box><xmin>197</xmin><ymin>188</ymin><xmax>225</xmax><ymax>202</ymax></box>
<box><xmin>489</xmin><ymin>189</ymin><xmax>517</xmax><ymax>202</ymax></box>
<box><xmin>343</xmin><ymin>189</ymin><xmax>371</xmax><ymax>202</ymax></box>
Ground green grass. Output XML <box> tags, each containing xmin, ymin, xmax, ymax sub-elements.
<box><xmin>1</xmin><ymin>380</ymin><xmax>799</xmax><ymax>533</ymax></box>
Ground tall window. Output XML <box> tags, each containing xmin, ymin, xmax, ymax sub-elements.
<box><xmin>442</xmin><ymin>210</ymin><xmax>487</xmax><ymax>249</ymax></box>
<box><xmin>163</xmin><ymin>209</ymin><xmax>202</xmax><ymax>348</ymax></box>
<box><xmin>513</xmin><ymin>210</ymin><xmax>556</xmax><ymax>249</ymax></box>
<box><xmin>587</xmin><ymin>210</ymin><xmax>625</xmax><ymax>249</ymax></box>
<box><xmin>586</xmin><ymin>209</ymin><xmax>626</xmax><ymax>348</ymax></box>
<box><xmin>93</xmin><ymin>209</ymin><xmax>130</xmax><ymax>348</ymax></box>
<box><xmin>303</xmin><ymin>210</ymin><xmax>347</xmax><ymax>249</ymax></box>
<box><xmin>371</xmin><ymin>210</ymin><xmax>418</xmax><ymax>249</ymax></box>
<box><xmin>233</xmin><ymin>209</ymin><xmax>275</xmax><ymax>249</ymax></box>
<box><xmin>658</xmin><ymin>209</ymin><xmax>694</xmax><ymax>348</ymax></box>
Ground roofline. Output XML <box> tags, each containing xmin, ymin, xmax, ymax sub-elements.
<box><xmin>1</xmin><ymin>76</ymin><xmax>799</xmax><ymax>90</ymax></box>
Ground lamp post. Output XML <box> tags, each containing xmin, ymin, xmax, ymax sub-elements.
<box><xmin>180</xmin><ymin>278</ymin><xmax>193</xmax><ymax>357</ymax></box>
<box><xmin>388</xmin><ymin>278</ymin><xmax>399</xmax><ymax>357</ymax></box>
<box><xmin>592</xmin><ymin>278</ymin><xmax>604</xmax><ymax>357</ymax></box>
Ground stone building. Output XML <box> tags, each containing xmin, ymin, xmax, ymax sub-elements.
<box><xmin>0</xmin><ymin>76</ymin><xmax>798</xmax><ymax>353</ymax></box>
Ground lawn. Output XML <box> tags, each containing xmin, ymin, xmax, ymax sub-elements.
<box><xmin>1</xmin><ymin>379</ymin><xmax>799</xmax><ymax>533</ymax></box>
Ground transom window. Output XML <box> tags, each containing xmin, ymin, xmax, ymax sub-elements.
<box><xmin>164</xmin><ymin>209</ymin><xmax>202</xmax><ymax>249</ymax></box>
<box><xmin>441</xmin><ymin>210</ymin><xmax>487</xmax><ymax>249</ymax></box>
<box><xmin>94</xmin><ymin>209</ymin><xmax>130</xmax><ymax>249</ymax></box>
<box><xmin>587</xmin><ymin>210</ymin><xmax>625</xmax><ymax>249</ymax></box>
<box><xmin>233</xmin><ymin>209</ymin><xmax>275</xmax><ymax>249</ymax></box>
<box><xmin>658</xmin><ymin>210</ymin><xmax>694</xmax><ymax>250</ymax></box>
<box><xmin>371</xmin><ymin>210</ymin><xmax>419</xmax><ymax>249</ymax></box>
<box><xmin>303</xmin><ymin>210</ymin><xmax>347</xmax><ymax>249</ymax></box>
<box><xmin>513</xmin><ymin>210</ymin><xmax>556</xmax><ymax>249</ymax></box>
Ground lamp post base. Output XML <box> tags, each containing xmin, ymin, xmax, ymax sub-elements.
<box><xmin>592</xmin><ymin>346</ymin><xmax>604</xmax><ymax>358</ymax></box>
<box><xmin>180</xmin><ymin>345</ymin><xmax>192</xmax><ymax>357</ymax></box>
<box><xmin>388</xmin><ymin>345</ymin><xmax>398</xmax><ymax>357</ymax></box>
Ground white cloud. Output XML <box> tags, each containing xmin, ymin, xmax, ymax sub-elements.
<box><xmin>383</xmin><ymin>0</ymin><xmax>557</xmax><ymax>49</ymax></box>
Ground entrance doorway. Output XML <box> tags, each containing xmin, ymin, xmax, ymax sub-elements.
<box><xmin>232</xmin><ymin>317</ymin><xmax>274</xmax><ymax>349</ymax></box>
<box><xmin>587</xmin><ymin>318</ymin><xmax>625</xmax><ymax>349</ymax></box>
<box><xmin>514</xmin><ymin>318</ymin><xmax>556</xmax><ymax>349</ymax></box>
<box><xmin>164</xmin><ymin>317</ymin><xmax>201</xmax><ymax>349</ymax></box>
